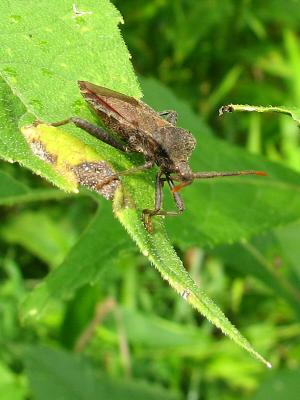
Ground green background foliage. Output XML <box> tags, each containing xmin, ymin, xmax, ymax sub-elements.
<box><xmin>1</xmin><ymin>0</ymin><xmax>300</xmax><ymax>399</ymax></box>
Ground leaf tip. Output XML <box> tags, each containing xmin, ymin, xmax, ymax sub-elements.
<box><xmin>255</xmin><ymin>353</ymin><xmax>272</xmax><ymax>369</ymax></box>
<box><xmin>266</xmin><ymin>361</ymin><xmax>273</xmax><ymax>369</ymax></box>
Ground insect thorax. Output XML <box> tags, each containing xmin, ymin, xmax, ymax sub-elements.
<box><xmin>153</xmin><ymin>126</ymin><xmax>196</xmax><ymax>162</ymax></box>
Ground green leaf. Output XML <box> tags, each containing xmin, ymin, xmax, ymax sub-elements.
<box><xmin>114</xmin><ymin>189</ymin><xmax>272</xmax><ymax>368</ymax></box>
<box><xmin>0</xmin><ymin>362</ymin><xmax>27</xmax><ymax>400</ymax></box>
<box><xmin>252</xmin><ymin>367</ymin><xmax>300</xmax><ymax>400</ymax></box>
<box><xmin>119</xmin><ymin>308</ymin><xmax>210</xmax><ymax>352</ymax></box>
<box><xmin>0</xmin><ymin>0</ymin><xmax>140</xmax><ymax>191</ymax></box>
<box><xmin>212</xmin><ymin>237</ymin><xmax>300</xmax><ymax>318</ymax></box>
<box><xmin>0</xmin><ymin>165</ymin><xmax>74</xmax><ymax>205</ymax></box>
<box><xmin>1</xmin><ymin>210</ymin><xmax>75</xmax><ymax>267</ymax></box>
<box><xmin>25</xmin><ymin>346</ymin><xmax>180</xmax><ymax>400</ymax></box>
<box><xmin>0</xmin><ymin>169</ymin><xmax>30</xmax><ymax>199</ymax></box>
<box><xmin>60</xmin><ymin>284</ymin><xmax>102</xmax><ymax>349</ymax></box>
<box><xmin>219</xmin><ymin>103</ymin><xmax>300</xmax><ymax>125</ymax></box>
<box><xmin>0</xmin><ymin>0</ymin><xmax>141</xmax><ymax>120</ymax></box>
<box><xmin>275</xmin><ymin>220</ymin><xmax>300</xmax><ymax>281</ymax></box>
<box><xmin>0</xmin><ymin>77</ymin><xmax>82</xmax><ymax>191</ymax></box>
<box><xmin>0</xmin><ymin>186</ymin><xmax>72</xmax><ymax>205</ymax></box>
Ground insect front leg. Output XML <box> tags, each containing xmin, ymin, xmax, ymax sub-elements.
<box><xmin>167</xmin><ymin>177</ymin><xmax>185</xmax><ymax>215</ymax></box>
<box><xmin>142</xmin><ymin>174</ymin><xmax>185</xmax><ymax>232</ymax></box>
<box><xmin>142</xmin><ymin>172</ymin><xmax>164</xmax><ymax>232</ymax></box>
<box><xmin>159</xmin><ymin>110</ymin><xmax>178</xmax><ymax>125</ymax></box>
<box><xmin>43</xmin><ymin>117</ymin><xmax>127</xmax><ymax>152</ymax></box>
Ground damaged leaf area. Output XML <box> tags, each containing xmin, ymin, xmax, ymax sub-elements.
<box><xmin>219</xmin><ymin>103</ymin><xmax>300</xmax><ymax>125</ymax></box>
<box><xmin>21</xmin><ymin>124</ymin><xmax>120</xmax><ymax>199</ymax></box>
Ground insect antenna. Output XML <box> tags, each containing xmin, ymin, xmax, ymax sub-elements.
<box><xmin>192</xmin><ymin>170</ymin><xmax>267</xmax><ymax>179</ymax></box>
<box><xmin>171</xmin><ymin>170</ymin><xmax>267</xmax><ymax>193</ymax></box>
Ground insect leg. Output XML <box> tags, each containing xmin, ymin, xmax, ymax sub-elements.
<box><xmin>167</xmin><ymin>177</ymin><xmax>185</xmax><ymax>214</ymax></box>
<box><xmin>45</xmin><ymin>117</ymin><xmax>127</xmax><ymax>152</ymax></box>
<box><xmin>159</xmin><ymin>110</ymin><xmax>178</xmax><ymax>125</ymax></box>
<box><xmin>142</xmin><ymin>172</ymin><xmax>164</xmax><ymax>232</ymax></box>
<box><xmin>142</xmin><ymin>174</ymin><xmax>185</xmax><ymax>232</ymax></box>
<box><xmin>95</xmin><ymin>161</ymin><xmax>154</xmax><ymax>190</ymax></box>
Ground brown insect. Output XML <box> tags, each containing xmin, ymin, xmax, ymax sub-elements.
<box><xmin>47</xmin><ymin>81</ymin><xmax>266</xmax><ymax>231</ymax></box>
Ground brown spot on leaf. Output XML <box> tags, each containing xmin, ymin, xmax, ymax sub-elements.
<box><xmin>73</xmin><ymin>161</ymin><xmax>120</xmax><ymax>200</ymax></box>
<box><xmin>29</xmin><ymin>139</ymin><xmax>57</xmax><ymax>164</ymax></box>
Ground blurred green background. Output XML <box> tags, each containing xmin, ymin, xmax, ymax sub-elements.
<box><xmin>1</xmin><ymin>1</ymin><xmax>300</xmax><ymax>399</ymax></box>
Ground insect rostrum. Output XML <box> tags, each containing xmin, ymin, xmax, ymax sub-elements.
<box><xmin>47</xmin><ymin>81</ymin><xmax>266</xmax><ymax>232</ymax></box>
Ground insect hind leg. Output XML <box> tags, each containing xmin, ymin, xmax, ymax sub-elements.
<box><xmin>43</xmin><ymin>117</ymin><xmax>127</xmax><ymax>152</ymax></box>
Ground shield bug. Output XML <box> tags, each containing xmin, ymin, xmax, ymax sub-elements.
<box><xmin>46</xmin><ymin>81</ymin><xmax>266</xmax><ymax>232</ymax></box>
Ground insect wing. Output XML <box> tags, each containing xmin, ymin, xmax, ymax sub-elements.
<box><xmin>78</xmin><ymin>81</ymin><xmax>142</xmax><ymax>124</ymax></box>
<box><xmin>78</xmin><ymin>81</ymin><xmax>164</xmax><ymax>134</ymax></box>
<box><xmin>78</xmin><ymin>81</ymin><xmax>139</xmax><ymax>106</ymax></box>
